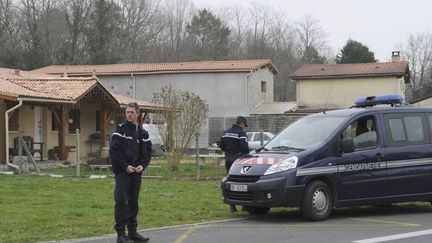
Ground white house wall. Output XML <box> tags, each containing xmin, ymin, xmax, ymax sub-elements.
<box><xmin>99</xmin><ymin>71</ymin><xmax>274</xmax><ymax>147</ymax></box>
<box><xmin>247</xmin><ymin>68</ymin><xmax>274</xmax><ymax>110</ymax></box>
<box><xmin>413</xmin><ymin>98</ymin><xmax>432</xmax><ymax>107</ymax></box>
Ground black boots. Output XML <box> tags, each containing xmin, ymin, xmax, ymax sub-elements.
<box><xmin>117</xmin><ymin>234</ymin><xmax>132</xmax><ymax>243</ymax></box>
<box><xmin>128</xmin><ymin>231</ymin><xmax>150</xmax><ymax>243</ymax></box>
<box><xmin>117</xmin><ymin>229</ymin><xmax>149</xmax><ymax>243</ymax></box>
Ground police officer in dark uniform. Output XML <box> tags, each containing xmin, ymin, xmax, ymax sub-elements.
<box><xmin>109</xmin><ymin>102</ymin><xmax>152</xmax><ymax>243</ymax></box>
<box><xmin>220</xmin><ymin>116</ymin><xmax>250</xmax><ymax>212</ymax></box>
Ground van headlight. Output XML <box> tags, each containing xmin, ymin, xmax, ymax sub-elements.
<box><xmin>264</xmin><ymin>156</ymin><xmax>298</xmax><ymax>175</ymax></box>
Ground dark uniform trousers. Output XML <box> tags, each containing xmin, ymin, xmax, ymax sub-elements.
<box><xmin>225</xmin><ymin>153</ymin><xmax>241</xmax><ymax>172</ymax></box>
<box><xmin>114</xmin><ymin>171</ymin><xmax>142</xmax><ymax>233</ymax></box>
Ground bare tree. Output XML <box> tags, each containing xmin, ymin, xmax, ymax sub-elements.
<box><xmin>246</xmin><ymin>3</ymin><xmax>273</xmax><ymax>58</ymax></box>
<box><xmin>160</xmin><ymin>0</ymin><xmax>195</xmax><ymax>61</ymax></box>
<box><xmin>398</xmin><ymin>32</ymin><xmax>432</xmax><ymax>88</ymax></box>
<box><xmin>0</xmin><ymin>0</ymin><xmax>22</xmax><ymax>67</ymax></box>
<box><xmin>217</xmin><ymin>5</ymin><xmax>249</xmax><ymax>59</ymax></box>
<box><xmin>296</xmin><ymin>15</ymin><xmax>330</xmax><ymax>64</ymax></box>
<box><xmin>267</xmin><ymin>12</ymin><xmax>299</xmax><ymax>101</ymax></box>
<box><xmin>0</xmin><ymin>0</ymin><xmax>13</xmax><ymax>37</ymax></box>
<box><xmin>117</xmin><ymin>0</ymin><xmax>164</xmax><ymax>62</ymax></box>
<box><xmin>60</xmin><ymin>0</ymin><xmax>91</xmax><ymax>64</ymax></box>
<box><xmin>152</xmin><ymin>85</ymin><xmax>209</xmax><ymax>171</ymax></box>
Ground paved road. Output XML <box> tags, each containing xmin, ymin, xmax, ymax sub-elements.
<box><xmin>47</xmin><ymin>204</ymin><xmax>432</xmax><ymax>243</ymax></box>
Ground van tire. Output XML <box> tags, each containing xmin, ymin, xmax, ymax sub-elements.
<box><xmin>244</xmin><ymin>206</ymin><xmax>270</xmax><ymax>215</ymax></box>
<box><xmin>301</xmin><ymin>180</ymin><xmax>332</xmax><ymax>221</ymax></box>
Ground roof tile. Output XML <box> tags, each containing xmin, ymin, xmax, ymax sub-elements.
<box><xmin>33</xmin><ymin>59</ymin><xmax>278</xmax><ymax>75</ymax></box>
<box><xmin>290</xmin><ymin>61</ymin><xmax>409</xmax><ymax>80</ymax></box>
<box><xmin>0</xmin><ymin>68</ymin><xmax>160</xmax><ymax>110</ymax></box>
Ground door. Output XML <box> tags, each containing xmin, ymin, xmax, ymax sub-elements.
<box><xmin>383</xmin><ymin>112</ymin><xmax>432</xmax><ymax>197</ymax></box>
<box><xmin>333</xmin><ymin>115</ymin><xmax>388</xmax><ymax>202</ymax></box>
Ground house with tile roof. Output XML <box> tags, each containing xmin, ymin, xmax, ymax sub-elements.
<box><xmin>34</xmin><ymin>59</ymin><xmax>279</xmax><ymax>147</ymax></box>
<box><xmin>290</xmin><ymin>52</ymin><xmax>410</xmax><ymax>109</ymax></box>
<box><xmin>0</xmin><ymin>68</ymin><xmax>159</xmax><ymax>166</ymax></box>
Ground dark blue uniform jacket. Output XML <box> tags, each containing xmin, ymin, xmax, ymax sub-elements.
<box><xmin>109</xmin><ymin>121</ymin><xmax>152</xmax><ymax>173</ymax></box>
<box><xmin>220</xmin><ymin>124</ymin><xmax>249</xmax><ymax>158</ymax></box>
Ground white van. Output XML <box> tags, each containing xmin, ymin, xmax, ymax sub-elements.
<box><xmin>142</xmin><ymin>124</ymin><xmax>164</xmax><ymax>156</ymax></box>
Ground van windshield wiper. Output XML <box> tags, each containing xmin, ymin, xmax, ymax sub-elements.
<box><xmin>269</xmin><ymin>146</ymin><xmax>304</xmax><ymax>151</ymax></box>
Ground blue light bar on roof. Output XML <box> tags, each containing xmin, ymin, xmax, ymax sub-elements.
<box><xmin>354</xmin><ymin>94</ymin><xmax>404</xmax><ymax>107</ymax></box>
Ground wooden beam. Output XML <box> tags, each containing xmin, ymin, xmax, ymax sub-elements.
<box><xmin>58</xmin><ymin>106</ymin><xmax>67</xmax><ymax>160</ymax></box>
<box><xmin>0</xmin><ymin>94</ymin><xmax>18</xmax><ymax>101</ymax></box>
<box><xmin>0</xmin><ymin>99</ymin><xmax>6</xmax><ymax>161</ymax></box>
<box><xmin>104</xmin><ymin>111</ymin><xmax>112</xmax><ymax>125</ymax></box>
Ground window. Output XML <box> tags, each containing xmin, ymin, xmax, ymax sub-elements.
<box><xmin>51</xmin><ymin>111</ymin><xmax>59</xmax><ymax>132</ymax></box>
<box><xmin>341</xmin><ymin>116</ymin><xmax>377</xmax><ymax>151</ymax></box>
<box><xmin>385</xmin><ymin>113</ymin><xmax>428</xmax><ymax>146</ymax></box>
<box><xmin>261</xmin><ymin>81</ymin><xmax>267</xmax><ymax>93</ymax></box>
<box><xmin>68</xmin><ymin>109</ymin><xmax>80</xmax><ymax>133</ymax></box>
<box><xmin>254</xmin><ymin>133</ymin><xmax>263</xmax><ymax>142</ymax></box>
<box><xmin>405</xmin><ymin>116</ymin><xmax>424</xmax><ymax>141</ymax></box>
<box><xmin>389</xmin><ymin>119</ymin><xmax>405</xmax><ymax>141</ymax></box>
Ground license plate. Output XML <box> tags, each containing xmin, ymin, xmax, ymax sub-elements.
<box><xmin>230</xmin><ymin>184</ymin><xmax>248</xmax><ymax>192</ymax></box>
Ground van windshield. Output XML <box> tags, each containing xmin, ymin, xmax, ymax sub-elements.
<box><xmin>265</xmin><ymin>116</ymin><xmax>346</xmax><ymax>151</ymax></box>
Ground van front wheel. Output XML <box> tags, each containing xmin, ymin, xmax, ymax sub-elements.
<box><xmin>301</xmin><ymin>181</ymin><xmax>332</xmax><ymax>221</ymax></box>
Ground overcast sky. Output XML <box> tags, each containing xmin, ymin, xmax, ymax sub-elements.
<box><xmin>192</xmin><ymin>0</ymin><xmax>431</xmax><ymax>62</ymax></box>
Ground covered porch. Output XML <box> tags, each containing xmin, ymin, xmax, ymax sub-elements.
<box><xmin>0</xmin><ymin>69</ymin><xmax>160</xmax><ymax>170</ymax></box>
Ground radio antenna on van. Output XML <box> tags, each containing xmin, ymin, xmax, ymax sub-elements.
<box><xmin>323</xmin><ymin>80</ymin><xmax>333</xmax><ymax>114</ymax></box>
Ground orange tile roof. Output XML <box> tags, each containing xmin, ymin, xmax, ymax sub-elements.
<box><xmin>0</xmin><ymin>68</ymin><xmax>161</xmax><ymax>110</ymax></box>
<box><xmin>111</xmin><ymin>93</ymin><xmax>161</xmax><ymax>111</ymax></box>
<box><xmin>33</xmin><ymin>59</ymin><xmax>278</xmax><ymax>76</ymax></box>
<box><xmin>0</xmin><ymin>68</ymin><xmax>99</xmax><ymax>101</ymax></box>
<box><xmin>290</xmin><ymin>61</ymin><xmax>409</xmax><ymax>81</ymax></box>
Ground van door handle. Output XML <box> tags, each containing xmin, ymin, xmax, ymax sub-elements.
<box><xmin>375</xmin><ymin>153</ymin><xmax>385</xmax><ymax>161</ymax></box>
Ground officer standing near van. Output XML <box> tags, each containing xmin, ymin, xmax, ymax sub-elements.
<box><xmin>220</xmin><ymin>116</ymin><xmax>250</xmax><ymax>213</ymax></box>
<box><xmin>109</xmin><ymin>102</ymin><xmax>152</xmax><ymax>243</ymax></box>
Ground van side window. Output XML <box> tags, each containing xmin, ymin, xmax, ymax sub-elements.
<box><xmin>405</xmin><ymin>117</ymin><xmax>424</xmax><ymax>141</ymax></box>
<box><xmin>341</xmin><ymin>116</ymin><xmax>377</xmax><ymax>151</ymax></box>
<box><xmin>389</xmin><ymin>119</ymin><xmax>406</xmax><ymax>141</ymax></box>
<box><xmin>385</xmin><ymin>113</ymin><xmax>428</xmax><ymax>146</ymax></box>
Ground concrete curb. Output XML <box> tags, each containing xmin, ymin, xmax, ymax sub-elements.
<box><xmin>39</xmin><ymin>217</ymin><xmax>251</xmax><ymax>243</ymax></box>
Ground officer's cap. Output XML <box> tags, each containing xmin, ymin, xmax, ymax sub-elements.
<box><xmin>235</xmin><ymin>116</ymin><xmax>248</xmax><ymax>127</ymax></box>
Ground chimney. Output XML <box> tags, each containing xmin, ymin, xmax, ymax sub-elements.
<box><xmin>14</xmin><ymin>69</ymin><xmax>20</xmax><ymax>76</ymax></box>
<box><xmin>392</xmin><ymin>51</ymin><xmax>401</xmax><ymax>62</ymax></box>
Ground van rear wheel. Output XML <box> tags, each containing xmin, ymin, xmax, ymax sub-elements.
<box><xmin>244</xmin><ymin>206</ymin><xmax>270</xmax><ymax>215</ymax></box>
<box><xmin>301</xmin><ymin>181</ymin><xmax>332</xmax><ymax>221</ymax></box>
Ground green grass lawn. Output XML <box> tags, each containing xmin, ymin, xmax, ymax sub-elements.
<box><xmin>0</xmin><ymin>173</ymin><xmax>245</xmax><ymax>243</ymax></box>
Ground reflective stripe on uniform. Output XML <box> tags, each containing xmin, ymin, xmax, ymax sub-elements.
<box><xmin>222</xmin><ymin>135</ymin><xmax>241</xmax><ymax>139</ymax></box>
<box><xmin>112</xmin><ymin>132</ymin><xmax>133</xmax><ymax>140</ymax></box>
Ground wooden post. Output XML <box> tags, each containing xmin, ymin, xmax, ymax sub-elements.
<box><xmin>58</xmin><ymin>106</ymin><xmax>67</xmax><ymax>160</ymax></box>
<box><xmin>76</xmin><ymin>129</ymin><xmax>80</xmax><ymax>177</ymax></box>
<box><xmin>0</xmin><ymin>99</ymin><xmax>6</xmax><ymax>162</ymax></box>
<box><xmin>100</xmin><ymin>108</ymin><xmax>107</xmax><ymax>150</ymax></box>
<box><xmin>195</xmin><ymin>130</ymin><xmax>200</xmax><ymax>181</ymax></box>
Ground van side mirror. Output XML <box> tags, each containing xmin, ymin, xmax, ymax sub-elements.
<box><xmin>340</xmin><ymin>138</ymin><xmax>354</xmax><ymax>153</ymax></box>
